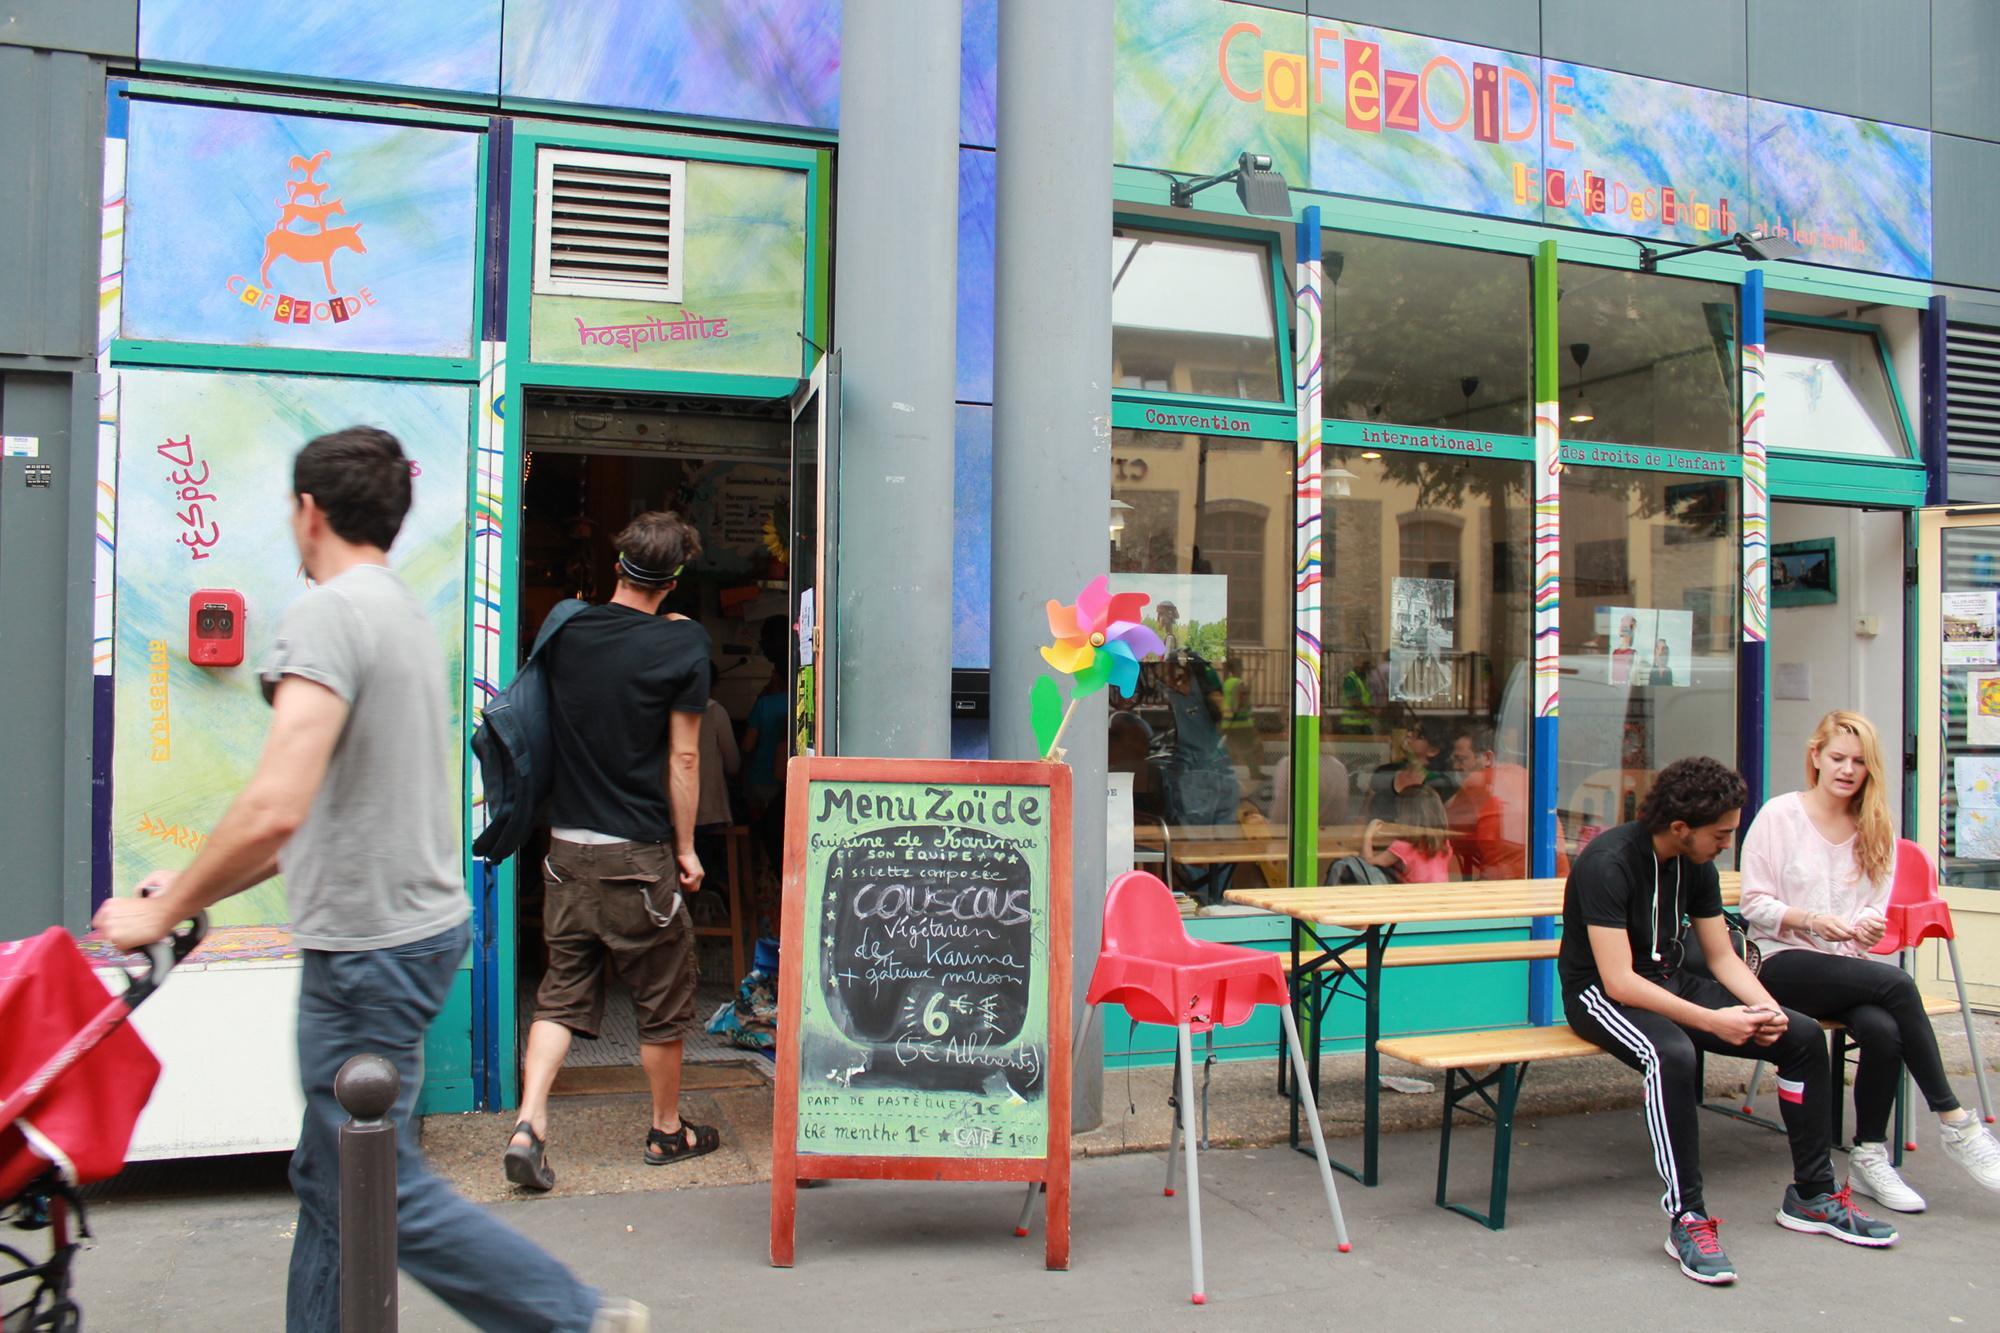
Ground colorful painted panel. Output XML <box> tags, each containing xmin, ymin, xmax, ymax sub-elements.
<box><xmin>958</xmin><ymin>149</ymin><xmax>996</xmax><ymax>404</ymax></box>
<box><xmin>1540</xmin><ymin>63</ymin><xmax>1747</xmax><ymax>246</ymax></box>
<box><xmin>122</xmin><ymin>102</ymin><xmax>480</xmax><ymax>359</ymax></box>
<box><xmin>1113</xmin><ymin>0</ymin><xmax>1308</xmax><ymax>186</ymax></box>
<box><xmin>1306</xmin><ymin>20</ymin><xmax>1542</xmax><ymax>222</ymax></box>
<box><xmin>111</xmin><ymin>370</ymin><xmax>471</xmax><ymax>928</ymax></box>
<box><xmin>503</xmin><ymin>0</ymin><xmax>839</xmax><ymax>130</ymax></box>
<box><xmin>138</xmin><ymin>0</ymin><xmax>501</xmax><ymax>95</ymax></box>
<box><xmin>530</xmin><ymin>158</ymin><xmax>808</xmax><ymax>377</ymax></box>
<box><xmin>954</xmin><ymin>405</ymin><xmax>993</xmax><ymax>669</ymax></box>
<box><xmin>1749</xmin><ymin>101</ymin><xmax>1932</xmax><ymax>281</ymax></box>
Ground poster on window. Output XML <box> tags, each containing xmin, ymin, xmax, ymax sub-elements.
<box><xmin>1641</xmin><ymin>610</ymin><xmax>1694</xmax><ymax>687</ymax></box>
<box><xmin>1968</xmin><ymin>674</ymin><xmax>2000</xmax><ymax>747</ymax></box>
<box><xmin>1603</xmin><ymin>607</ymin><xmax>1652</xmax><ymax>686</ymax></box>
<box><xmin>1389</xmin><ymin>576</ymin><xmax>1454</xmax><ymax>703</ymax></box>
<box><xmin>1943</xmin><ymin>591</ymin><xmax>1999</xmax><ymax>667</ymax></box>
<box><xmin>1954</xmin><ymin>756</ymin><xmax>2000</xmax><ymax>860</ymax></box>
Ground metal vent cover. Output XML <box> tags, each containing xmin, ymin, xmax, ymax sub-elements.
<box><xmin>1947</xmin><ymin>322</ymin><xmax>2000</xmax><ymax>475</ymax></box>
<box><xmin>533</xmin><ymin>148</ymin><xmax>685</xmax><ymax>304</ymax></box>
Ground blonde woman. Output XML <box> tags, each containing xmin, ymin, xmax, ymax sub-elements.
<box><xmin>1741</xmin><ymin>710</ymin><xmax>2000</xmax><ymax>1211</ymax></box>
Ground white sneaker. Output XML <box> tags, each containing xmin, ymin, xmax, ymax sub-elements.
<box><xmin>591</xmin><ymin>1299</ymin><xmax>649</xmax><ymax>1332</ymax></box>
<box><xmin>1941</xmin><ymin>1116</ymin><xmax>2000</xmax><ymax>1193</ymax></box>
<box><xmin>1848</xmin><ymin>1142</ymin><xmax>1926</xmax><ymax>1213</ymax></box>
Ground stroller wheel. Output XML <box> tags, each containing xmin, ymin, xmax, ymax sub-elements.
<box><xmin>1</xmin><ymin>1240</ymin><xmax>80</xmax><ymax>1331</ymax></box>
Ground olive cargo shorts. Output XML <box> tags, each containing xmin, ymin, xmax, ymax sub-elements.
<box><xmin>533</xmin><ymin>837</ymin><xmax>698</xmax><ymax>1044</ymax></box>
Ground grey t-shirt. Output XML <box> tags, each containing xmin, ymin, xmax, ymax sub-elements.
<box><xmin>260</xmin><ymin>563</ymin><xmax>469</xmax><ymax>951</ymax></box>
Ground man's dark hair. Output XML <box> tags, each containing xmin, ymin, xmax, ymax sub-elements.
<box><xmin>758</xmin><ymin>614</ymin><xmax>789</xmax><ymax>667</ymax></box>
<box><xmin>1457</xmin><ymin>722</ymin><xmax>1496</xmax><ymax>755</ymax></box>
<box><xmin>614</xmin><ymin>511</ymin><xmax>703</xmax><ymax>587</ymax></box>
<box><xmin>1637</xmin><ymin>756</ymin><xmax>1747</xmax><ymax>831</ymax></box>
<box><xmin>293</xmin><ymin>426</ymin><xmax>412</xmax><ymax>551</ymax></box>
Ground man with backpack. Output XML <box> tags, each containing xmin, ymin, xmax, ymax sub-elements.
<box><xmin>94</xmin><ymin>427</ymin><xmax>642</xmax><ymax>1330</ymax></box>
<box><xmin>504</xmin><ymin>511</ymin><xmax>718</xmax><ymax>1192</ymax></box>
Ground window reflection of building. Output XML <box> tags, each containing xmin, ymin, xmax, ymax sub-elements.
<box><xmin>1557</xmin><ymin>264</ymin><xmax>1739</xmax><ymax>454</ymax></box>
<box><xmin>1112</xmin><ymin>228</ymin><xmax>1283</xmax><ymax>403</ymax></box>
<box><xmin>1108</xmin><ymin>426</ymin><xmax>1291</xmax><ymax>901</ymax></box>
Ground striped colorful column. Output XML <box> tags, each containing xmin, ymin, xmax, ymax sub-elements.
<box><xmin>1292</xmin><ymin>208</ymin><xmax>1324</xmax><ymax>885</ymax></box>
<box><xmin>1739</xmin><ymin>271</ymin><xmax>1769</xmax><ymax>821</ymax></box>
<box><xmin>1530</xmin><ymin>240</ymin><xmax>1562</xmax><ymax>1024</ymax></box>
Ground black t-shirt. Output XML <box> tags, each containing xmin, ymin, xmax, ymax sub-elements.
<box><xmin>1557</xmin><ymin>820</ymin><xmax>1723</xmax><ymax>997</ymax></box>
<box><xmin>545</xmin><ymin>605</ymin><xmax>712</xmax><ymax>842</ymax></box>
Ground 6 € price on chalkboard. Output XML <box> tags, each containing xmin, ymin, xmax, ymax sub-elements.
<box><xmin>796</xmin><ymin>779</ymin><xmax>1051</xmax><ymax>1159</ymax></box>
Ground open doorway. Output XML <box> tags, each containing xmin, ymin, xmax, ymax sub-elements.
<box><xmin>1766</xmin><ymin>501</ymin><xmax>1908</xmax><ymax>812</ymax></box>
<box><xmin>515</xmin><ymin>388</ymin><xmax>797</xmax><ymax>1075</ymax></box>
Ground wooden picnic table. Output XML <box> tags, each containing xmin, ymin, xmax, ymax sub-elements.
<box><xmin>1222</xmin><ymin>872</ymin><xmax>1743</xmax><ymax>1185</ymax></box>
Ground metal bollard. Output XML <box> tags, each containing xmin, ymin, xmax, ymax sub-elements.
<box><xmin>336</xmin><ymin>1053</ymin><xmax>401</xmax><ymax>1333</ymax></box>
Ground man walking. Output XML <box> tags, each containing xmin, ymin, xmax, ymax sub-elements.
<box><xmin>503</xmin><ymin>511</ymin><xmax>717</xmax><ymax>1192</ymax></box>
<box><xmin>1559</xmin><ymin>755</ymin><xmax>1896</xmax><ymax>1286</ymax></box>
<box><xmin>95</xmin><ymin>427</ymin><xmax>641</xmax><ymax>1330</ymax></box>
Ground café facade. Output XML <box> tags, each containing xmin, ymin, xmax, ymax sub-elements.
<box><xmin>68</xmin><ymin>0</ymin><xmax>1998</xmax><ymax>1153</ymax></box>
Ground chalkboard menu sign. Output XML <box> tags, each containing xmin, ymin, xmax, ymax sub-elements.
<box><xmin>771</xmin><ymin>756</ymin><xmax>1071</xmax><ymax>1271</ymax></box>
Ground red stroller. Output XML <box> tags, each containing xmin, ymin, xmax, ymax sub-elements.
<box><xmin>1</xmin><ymin>915</ymin><xmax>203</xmax><ymax>1331</ymax></box>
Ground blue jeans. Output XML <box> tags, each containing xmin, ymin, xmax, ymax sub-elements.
<box><xmin>287</xmin><ymin>923</ymin><xmax>599</xmax><ymax>1331</ymax></box>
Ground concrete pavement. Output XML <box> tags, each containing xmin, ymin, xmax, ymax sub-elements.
<box><xmin>64</xmin><ymin>1065</ymin><xmax>2000</xmax><ymax>1330</ymax></box>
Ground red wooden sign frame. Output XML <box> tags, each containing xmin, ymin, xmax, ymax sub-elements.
<box><xmin>769</xmin><ymin>755</ymin><xmax>1072</xmax><ymax>1270</ymax></box>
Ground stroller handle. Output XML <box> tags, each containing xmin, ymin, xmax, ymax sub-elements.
<box><xmin>126</xmin><ymin>911</ymin><xmax>208</xmax><ymax>1009</ymax></box>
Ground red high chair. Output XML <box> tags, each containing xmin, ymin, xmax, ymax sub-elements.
<box><xmin>1871</xmin><ymin>840</ymin><xmax>1994</xmax><ymax>1139</ymax></box>
<box><xmin>1015</xmin><ymin>871</ymin><xmax>1350</xmax><ymax>1305</ymax></box>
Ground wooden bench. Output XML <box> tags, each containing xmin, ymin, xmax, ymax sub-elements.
<box><xmin>1384</xmin><ymin>995</ymin><xmax>1969</xmax><ymax>1232</ymax></box>
<box><xmin>1375</xmin><ymin>1025</ymin><xmax>1604</xmax><ymax>1230</ymax></box>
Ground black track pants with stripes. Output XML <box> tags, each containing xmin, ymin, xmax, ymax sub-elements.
<box><xmin>1566</xmin><ymin>973</ymin><xmax>1838</xmax><ymax>1218</ymax></box>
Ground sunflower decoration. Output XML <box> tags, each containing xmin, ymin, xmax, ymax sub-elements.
<box><xmin>1031</xmin><ymin>574</ymin><xmax>1164</xmax><ymax>760</ymax></box>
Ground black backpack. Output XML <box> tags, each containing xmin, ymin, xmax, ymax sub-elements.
<box><xmin>1325</xmin><ymin>854</ymin><xmax>1392</xmax><ymax>887</ymax></box>
<box><xmin>468</xmin><ymin>598</ymin><xmax>589</xmax><ymax>864</ymax></box>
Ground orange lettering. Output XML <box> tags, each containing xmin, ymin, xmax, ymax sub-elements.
<box><xmin>1219</xmin><ymin>21</ymin><xmax>1263</xmax><ymax>102</ymax></box>
<box><xmin>1546</xmin><ymin>74</ymin><xmax>1577</xmax><ymax>151</ymax></box>
<box><xmin>1384</xmin><ymin>68</ymin><xmax>1420</xmax><ymax>131</ymax></box>
<box><xmin>1345</xmin><ymin>39</ymin><xmax>1380</xmax><ymax>132</ymax></box>
<box><xmin>1265</xmin><ymin>50</ymin><xmax>1307</xmax><ymax>116</ymax></box>
<box><xmin>1472</xmin><ymin>63</ymin><xmax>1499</xmax><ymax>143</ymax></box>
<box><xmin>1421</xmin><ymin>55</ymin><xmax>1470</xmax><ymax>132</ymax></box>
<box><xmin>1499</xmin><ymin>66</ymin><xmax>1537</xmax><ymax>142</ymax></box>
<box><xmin>1311</xmin><ymin>26</ymin><xmax>1341</xmax><ymax>104</ymax></box>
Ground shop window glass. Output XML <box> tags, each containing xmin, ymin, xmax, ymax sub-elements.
<box><xmin>1112</xmin><ymin>229</ymin><xmax>1283</xmax><ymax>402</ymax></box>
<box><xmin>1941</xmin><ymin>524</ymin><xmax>2000</xmax><ymax>888</ymax></box>
<box><xmin>1319</xmin><ymin>451</ymin><xmax>1532</xmax><ymax>882</ymax></box>
<box><xmin>1323</xmin><ymin>231</ymin><xmax>1532</xmax><ymax>436</ymax></box>
<box><xmin>1766</xmin><ymin>322</ymin><xmax>1910</xmax><ymax>460</ymax></box>
<box><xmin>1108</xmin><ymin>428</ymin><xmax>1292</xmax><ymax>901</ymax></box>
<box><xmin>1557</xmin><ymin>265</ymin><xmax>1739</xmax><ymax>453</ymax></box>
<box><xmin>1557</xmin><ymin>469</ymin><xmax>1739</xmax><ymax>858</ymax></box>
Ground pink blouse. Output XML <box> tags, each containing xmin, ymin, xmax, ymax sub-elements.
<box><xmin>1739</xmin><ymin>791</ymin><xmax>1891</xmax><ymax>959</ymax></box>
<box><xmin>1388</xmin><ymin>839</ymin><xmax>1453</xmax><ymax>884</ymax></box>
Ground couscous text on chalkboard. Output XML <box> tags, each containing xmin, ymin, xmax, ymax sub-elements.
<box><xmin>797</xmin><ymin>780</ymin><xmax>1052</xmax><ymax>1155</ymax></box>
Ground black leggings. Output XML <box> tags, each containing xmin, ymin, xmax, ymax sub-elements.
<box><xmin>1757</xmin><ymin>948</ymin><xmax>1960</xmax><ymax>1143</ymax></box>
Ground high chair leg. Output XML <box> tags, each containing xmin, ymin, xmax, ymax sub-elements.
<box><xmin>1742</xmin><ymin>1060</ymin><xmax>1765</xmax><ymax>1113</ymax></box>
<box><xmin>1177</xmin><ymin>1021</ymin><xmax>1206</xmax><ymax>1305</ymax></box>
<box><xmin>1166</xmin><ymin>1094</ymin><xmax>1181</xmax><ymax>1197</ymax></box>
<box><xmin>1016</xmin><ymin>1004</ymin><xmax>1098</xmax><ymax>1237</ymax></box>
<box><xmin>1947</xmin><ymin>937</ymin><xmax>1996</xmax><ymax>1123</ymax></box>
<box><xmin>1279</xmin><ymin>1002</ymin><xmax>1351</xmax><ymax>1253</ymax></box>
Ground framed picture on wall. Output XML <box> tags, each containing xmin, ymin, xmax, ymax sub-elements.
<box><xmin>1772</xmin><ymin>538</ymin><xmax>1838</xmax><ymax>607</ymax></box>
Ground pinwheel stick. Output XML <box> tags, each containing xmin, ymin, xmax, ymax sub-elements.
<box><xmin>1041</xmin><ymin>695</ymin><xmax>1081</xmax><ymax>763</ymax></box>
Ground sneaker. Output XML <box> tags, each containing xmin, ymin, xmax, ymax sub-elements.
<box><xmin>1665</xmin><ymin>1211</ymin><xmax>1737</xmax><ymax>1284</ymax></box>
<box><xmin>1848</xmin><ymin>1142</ymin><xmax>1926</xmax><ymax>1213</ymax></box>
<box><xmin>590</xmin><ymin>1298</ymin><xmax>649</xmax><ymax>1331</ymax></box>
<box><xmin>1776</xmin><ymin>1184</ymin><xmax>1899</xmax><ymax>1246</ymax></box>
<box><xmin>1941</xmin><ymin>1116</ymin><xmax>2000</xmax><ymax>1193</ymax></box>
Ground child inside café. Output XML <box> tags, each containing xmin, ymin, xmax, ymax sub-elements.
<box><xmin>1361</xmin><ymin>784</ymin><xmax>1454</xmax><ymax>883</ymax></box>
<box><xmin>1739</xmin><ymin>708</ymin><xmax>2000</xmax><ymax>1211</ymax></box>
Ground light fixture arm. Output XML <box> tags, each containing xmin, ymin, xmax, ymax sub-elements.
<box><xmin>1169</xmin><ymin>168</ymin><xmax>1243</xmax><ymax>209</ymax></box>
<box><xmin>1630</xmin><ymin>230</ymin><xmax>1793</xmax><ymax>274</ymax></box>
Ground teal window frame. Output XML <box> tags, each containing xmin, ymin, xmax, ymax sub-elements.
<box><xmin>1763</xmin><ymin>311</ymin><xmax>1926</xmax><ymax>506</ymax></box>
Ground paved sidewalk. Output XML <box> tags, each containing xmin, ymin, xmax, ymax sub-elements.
<box><xmin>67</xmin><ymin>1069</ymin><xmax>2000</xmax><ymax>1330</ymax></box>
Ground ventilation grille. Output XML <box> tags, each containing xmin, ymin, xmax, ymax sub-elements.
<box><xmin>533</xmin><ymin>149</ymin><xmax>684</xmax><ymax>303</ymax></box>
<box><xmin>1947</xmin><ymin>322</ymin><xmax>2000</xmax><ymax>475</ymax></box>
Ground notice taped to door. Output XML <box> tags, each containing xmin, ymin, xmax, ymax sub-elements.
<box><xmin>771</xmin><ymin>755</ymin><xmax>1072</xmax><ymax>1268</ymax></box>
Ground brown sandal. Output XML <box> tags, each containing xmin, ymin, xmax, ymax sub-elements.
<box><xmin>644</xmin><ymin>1121</ymin><xmax>720</xmax><ymax>1166</ymax></box>
<box><xmin>504</xmin><ymin>1121</ymin><xmax>555</xmax><ymax>1191</ymax></box>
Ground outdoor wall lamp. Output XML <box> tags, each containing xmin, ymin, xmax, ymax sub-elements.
<box><xmin>1633</xmin><ymin>229</ymin><xmax>1807</xmax><ymax>273</ymax></box>
<box><xmin>1567</xmin><ymin>343</ymin><xmax>1596</xmax><ymax>424</ymax></box>
<box><xmin>1170</xmin><ymin>151</ymin><xmax>1293</xmax><ymax>217</ymax></box>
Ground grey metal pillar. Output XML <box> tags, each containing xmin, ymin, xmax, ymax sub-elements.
<box><xmin>992</xmin><ymin>0</ymin><xmax>1112</xmax><ymax>1130</ymax></box>
<box><xmin>830</xmin><ymin>0</ymin><xmax>961</xmax><ymax>757</ymax></box>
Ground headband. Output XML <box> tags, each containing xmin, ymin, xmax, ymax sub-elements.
<box><xmin>618</xmin><ymin>552</ymin><xmax>683</xmax><ymax>587</ymax></box>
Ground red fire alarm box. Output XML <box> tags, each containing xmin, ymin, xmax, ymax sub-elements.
<box><xmin>188</xmin><ymin>590</ymin><xmax>245</xmax><ymax>668</ymax></box>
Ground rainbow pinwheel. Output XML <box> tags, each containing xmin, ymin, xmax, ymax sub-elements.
<box><xmin>1030</xmin><ymin>575</ymin><xmax>1164</xmax><ymax>760</ymax></box>
<box><xmin>1040</xmin><ymin>575</ymin><xmax>1164</xmax><ymax>698</ymax></box>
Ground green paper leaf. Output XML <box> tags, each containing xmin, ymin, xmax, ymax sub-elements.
<box><xmin>1030</xmin><ymin>675</ymin><xmax>1064</xmax><ymax>757</ymax></box>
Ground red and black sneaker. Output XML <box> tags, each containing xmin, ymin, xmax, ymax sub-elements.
<box><xmin>1776</xmin><ymin>1183</ymin><xmax>1898</xmax><ymax>1247</ymax></box>
<box><xmin>1666</xmin><ymin>1211</ymin><xmax>1737</xmax><ymax>1284</ymax></box>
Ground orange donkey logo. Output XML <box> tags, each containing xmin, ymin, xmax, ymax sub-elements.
<box><xmin>260</xmin><ymin>150</ymin><xmax>365</xmax><ymax>294</ymax></box>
